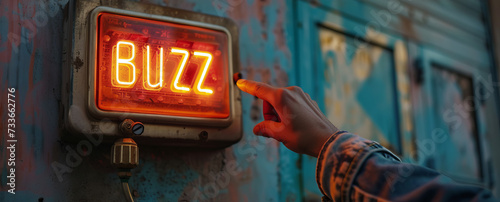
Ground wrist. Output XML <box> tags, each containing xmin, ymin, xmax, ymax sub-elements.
<box><xmin>309</xmin><ymin>130</ymin><xmax>339</xmax><ymax>157</ymax></box>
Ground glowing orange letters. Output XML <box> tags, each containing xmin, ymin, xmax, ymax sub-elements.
<box><xmin>112</xmin><ymin>41</ymin><xmax>214</xmax><ymax>95</ymax></box>
<box><xmin>193</xmin><ymin>51</ymin><xmax>213</xmax><ymax>94</ymax></box>
<box><xmin>113</xmin><ymin>41</ymin><xmax>137</xmax><ymax>87</ymax></box>
<box><xmin>170</xmin><ymin>48</ymin><xmax>191</xmax><ymax>92</ymax></box>
<box><xmin>143</xmin><ymin>45</ymin><xmax>164</xmax><ymax>90</ymax></box>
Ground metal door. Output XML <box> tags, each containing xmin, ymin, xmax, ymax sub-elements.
<box><xmin>411</xmin><ymin>46</ymin><xmax>498</xmax><ymax>187</ymax></box>
<box><xmin>295</xmin><ymin>0</ymin><xmax>500</xmax><ymax>199</ymax></box>
<box><xmin>296</xmin><ymin>1</ymin><xmax>412</xmax><ymax>199</ymax></box>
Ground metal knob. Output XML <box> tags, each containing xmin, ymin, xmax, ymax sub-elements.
<box><xmin>111</xmin><ymin>138</ymin><xmax>139</xmax><ymax>169</ymax></box>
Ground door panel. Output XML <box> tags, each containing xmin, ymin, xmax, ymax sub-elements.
<box><xmin>296</xmin><ymin>0</ymin><xmax>500</xmax><ymax>199</ymax></box>
<box><xmin>319</xmin><ymin>27</ymin><xmax>401</xmax><ymax>153</ymax></box>
<box><xmin>417</xmin><ymin>48</ymin><xmax>496</xmax><ymax>186</ymax></box>
<box><xmin>429</xmin><ymin>64</ymin><xmax>482</xmax><ymax>182</ymax></box>
<box><xmin>296</xmin><ymin>2</ymin><xmax>411</xmax><ymax>199</ymax></box>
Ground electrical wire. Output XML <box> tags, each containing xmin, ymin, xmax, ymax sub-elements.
<box><xmin>121</xmin><ymin>181</ymin><xmax>134</xmax><ymax>202</ymax></box>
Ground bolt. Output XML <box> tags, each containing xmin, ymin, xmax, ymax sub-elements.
<box><xmin>199</xmin><ymin>131</ymin><xmax>208</xmax><ymax>141</ymax></box>
<box><xmin>103</xmin><ymin>35</ymin><xmax>110</xmax><ymax>42</ymax></box>
<box><xmin>120</xmin><ymin>119</ymin><xmax>144</xmax><ymax>136</ymax></box>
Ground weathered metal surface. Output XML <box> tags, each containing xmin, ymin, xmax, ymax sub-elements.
<box><xmin>309</xmin><ymin>0</ymin><xmax>491</xmax><ymax>69</ymax></box>
<box><xmin>318</xmin><ymin>27</ymin><xmax>401</xmax><ymax>153</ymax></box>
<box><xmin>413</xmin><ymin>47</ymin><xmax>498</xmax><ymax>188</ymax></box>
<box><xmin>0</xmin><ymin>0</ymin><xmax>299</xmax><ymax>201</ymax></box>
<box><xmin>429</xmin><ymin>65</ymin><xmax>481</xmax><ymax>181</ymax></box>
<box><xmin>1</xmin><ymin>0</ymin><xmax>499</xmax><ymax>201</ymax></box>
<box><xmin>296</xmin><ymin>0</ymin><xmax>500</xmax><ymax>200</ymax></box>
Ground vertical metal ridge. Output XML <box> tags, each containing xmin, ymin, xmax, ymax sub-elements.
<box><xmin>120</xmin><ymin>145</ymin><xmax>124</xmax><ymax>163</ymax></box>
<box><xmin>112</xmin><ymin>145</ymin><xmax>116</xmax><ymax>163</ymax></box>
<box><xmin>135</xmin><ymin>146</ymin><xmax>138</xmax><ymax>164</ymax></box>
<box><xmin>128</xmin><ymin>145</ymin><xmax>132</xmax><ymax>163</ymax></box>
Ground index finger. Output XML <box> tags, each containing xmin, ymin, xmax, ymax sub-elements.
<box><xmin>236</xmin><ymin>79</ymin><xmax>277</xmax><ymax>104</ymax></box>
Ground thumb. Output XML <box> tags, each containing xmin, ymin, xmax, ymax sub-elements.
<box><xmin>253</xmin><ymin>121</ymin><xmax>284</xmax><ymax>142</ymax></box>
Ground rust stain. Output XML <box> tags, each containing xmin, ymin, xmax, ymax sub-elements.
<box><xmin>260</xmin><ymin>68</ymin><xmax>271</xmax><ymax>84</ymax></box>
<box><xmin>273</xmin><ymin>64</ymin><xmax>288</xmax><ymax>87</ymax></box>
<box><xmin>162</xmin><ymin>0</ymin><xmax>196</xmax><ymax>10</ymax></box>
<box><xmin>255</xmin><ymin>0</ymin><xmax>271</xmax><ymax>28</ymax></box>
<box><xmin>226</xmin><ymin>0</ymin><xmax>250</xmax><ymax>23</ymax></box>
<box><xmin>73</xmin><ymin>56</ymin><xmax>83</xmax><ymax>72</ymax></box>
<box><xmin>250</xmin><ymin>98</ymin><xmax>261</xmax><ymax>121</ymax></box>
<box><xmin>29</xmin><ymin>40</ymin><xmax>36</xmax><ymax>89</ymax></box>
<box><xmin>273</xmin><ymin>0</ymin><xmax>289</xmax><ymax>54</ymax></box>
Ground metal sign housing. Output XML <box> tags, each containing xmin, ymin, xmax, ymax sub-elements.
<box><xmin>61</xmin><ymin>0</ymin><xmax>242</xmax><ymax>147</ymax></box>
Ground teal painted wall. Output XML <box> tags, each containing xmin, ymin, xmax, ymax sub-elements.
<box><xmin>1</xmin><ymin>0</ymin><xmax>499</xmax><ymax>201</ymax></box>
<box><xmin>0</xmin><ymin>0</ymin><xmax>301</xmax><ymax>201</ymax></box>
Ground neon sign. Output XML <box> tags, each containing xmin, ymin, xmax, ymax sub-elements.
<box><xmin>95</xmin><ymin>12</ymin><xmax>230</xmax><ymax>118</ymax></box>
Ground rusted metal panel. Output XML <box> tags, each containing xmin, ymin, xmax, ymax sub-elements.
<box><xmin>296</xmin><ymin>0</ymin><xmax>500</xmax><ymax>199</ymax></box>
<box><xmin>0</xmin><ymin>0</ymin><xmax>300</xmax><ymax>201</ymax></box>
<box><xmin>487</xmin><ymin>2</ymin><xmax>500</xmax><ymax>194</ymax></box>
<box><xmin>429</xmin><ymin>64</ymin><xmax>482</xmax><ymax>182</ymax></box>
<box><xmin>317</xmin><ymin>27</ymin><xmax>402</xmax><ymax>153</ymax></box>
<box><xmin>358</xmin><ymin>0</ymin><xmax>485</xmax><ymax>52</ymax></box>
<box><xmin>296</xmin><ymin>2</ymin><xmax>415</xmax><ymax>198</ymax></box>
<box><xmin>307</xmin><ymin>0</ymin><xmax>491</xmax><ymax>70</ymax></box>
<box><xmin>413</xmin><ymin>47</ymin><xmax>500</xmax><ymax>190</ymax></box>
<box><xmin>357</xmin><ymin>0</ymin><xmax>486</xmax><ymax>37</ymax></box>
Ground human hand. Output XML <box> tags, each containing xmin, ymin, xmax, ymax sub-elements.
<box><xmin>236</xmin><ymin>79</ymin><xmax>339</xmax><ymax>157</ymax></box>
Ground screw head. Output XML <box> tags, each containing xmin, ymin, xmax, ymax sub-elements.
<box><xmin>132</xmin><ymin>123</ymin><xmax>144</xmax><ymax>135</ymax></box>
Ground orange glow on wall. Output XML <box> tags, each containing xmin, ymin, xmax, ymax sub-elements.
<box><xmin>95</xmin><ymin>12</ymin><xmax>230</xmax><ymax>118</ymax></box>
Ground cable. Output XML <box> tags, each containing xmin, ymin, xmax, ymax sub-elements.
<box><xmin>121</xmin><ymin>181</ymin><xmax>134</xmax><ymax>202</ymax></box>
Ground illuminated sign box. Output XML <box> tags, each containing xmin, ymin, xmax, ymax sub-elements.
<box><xmin>61</xmin><ymin>1</ymin><xmax>241</xmax><ymax>147</ymax></box>
<box><xmin>94</xmin><ymin>12</ymin><xmax>230</xmax><ymax>119</ymax></box>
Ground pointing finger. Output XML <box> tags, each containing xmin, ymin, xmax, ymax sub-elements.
<box><xmin>236</xmin><ymin>79</ymin><xmax>277</xmax><ymax>104</ymax></box>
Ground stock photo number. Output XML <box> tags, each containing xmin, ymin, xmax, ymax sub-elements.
<box><xmin>6</xmin><ymin>87</ymin><xmax>17</xmax><ymax>194</ymax></box>
<box><xmin>7</xmin><ymin>88</ymin><xmax>16</xmax><ymax>138</ymax></box>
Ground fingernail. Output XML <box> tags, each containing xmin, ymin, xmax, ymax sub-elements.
<box><xmin>236</xmin><ymin>79</ymin><xmax>245</xmax><ymax>87</ymax></box>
